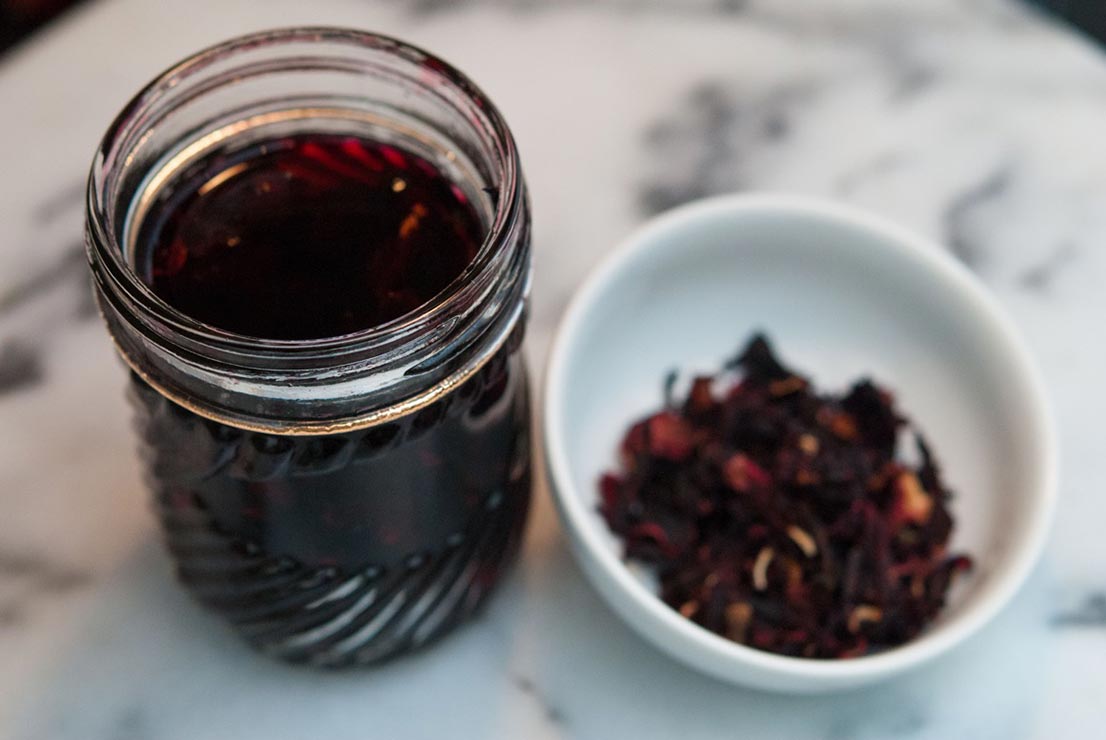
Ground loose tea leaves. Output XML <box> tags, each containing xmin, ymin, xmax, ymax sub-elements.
<box><xmin>598</xmin><ymin>334</ymin><xmax>973</xmax><ymax>659</ymax></box>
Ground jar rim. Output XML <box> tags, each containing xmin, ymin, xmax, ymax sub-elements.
<box><xmin>85</xmin><ymin>27</ymin><xmax>531</xmax><ymax>433</ymax></box>
<box><xmin>86</xmin><ymin>26</ymin><xmax>524</xmax><ymax>360</ymax></box>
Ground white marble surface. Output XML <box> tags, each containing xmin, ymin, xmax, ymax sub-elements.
<box><xmin>1</xmin><ymin>0</ymin><xmax>1104</xmax><ymax>737</ymax></box>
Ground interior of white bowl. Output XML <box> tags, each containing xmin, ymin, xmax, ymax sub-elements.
<box><xmin>544</xmin><ymin>194</ymin><xmax>1056</xmax><ymax>684</ymax></box>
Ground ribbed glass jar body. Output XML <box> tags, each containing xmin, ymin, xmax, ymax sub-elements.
<box><xmin>86</xmin><ymin>28</ymin><xmax>532</xmax><ymax>666</ymax></box>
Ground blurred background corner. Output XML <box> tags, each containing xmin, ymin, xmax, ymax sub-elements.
<box><xmin>1031</xmin><ymin>0</ymin><xmax>1106</xmax><ymax>45</ymax></box>
<box><xmin>0</xmin><ymin>0</ymin><xmax>80</xmax><ymax>54</ymax></box>
<box><xmin>3</xmin><ymin>1</ymin><xmax>1106</xmax><ymax>59</ymax></box>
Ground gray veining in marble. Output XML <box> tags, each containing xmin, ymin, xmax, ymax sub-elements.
<box><xmin>1052</xmin><ymin>593</ymin><xmax>1106</xmax><ymax>628</ymax></box>
<box><xmin>944</xmin><ymin>162</ymin><xmax>1015</xmax><ymax>269</ymax></box>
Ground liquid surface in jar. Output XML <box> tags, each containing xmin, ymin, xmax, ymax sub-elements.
<box><xmin>134</xmin><ymin>133</ymin><xmax>485</xmax><ymax>339</ymax></box>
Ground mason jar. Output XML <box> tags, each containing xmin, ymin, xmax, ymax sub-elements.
<box><xmin>85</xmin><ymin>28</ymin><xmax>532</xmax><ymax>667</ymax></box>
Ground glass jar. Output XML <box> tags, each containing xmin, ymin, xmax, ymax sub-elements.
<box><xmin>85</xmin><ymin>28</ymin><xmax>532</xmax><ymax>667</ymax></box>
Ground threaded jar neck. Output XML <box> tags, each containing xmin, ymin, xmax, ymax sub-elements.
<box><xmin>86</xmin><ymin>28</ymin><xmax>530</xmax><ymax>434</ymax></box>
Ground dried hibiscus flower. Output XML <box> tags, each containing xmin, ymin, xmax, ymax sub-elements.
<box><xmin>598</xmin><ymin>333</ymin><xmax>973</xmax><ymax>659</ymax></box>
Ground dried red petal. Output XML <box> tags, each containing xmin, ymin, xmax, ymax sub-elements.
<box><xmin>687</xmin><ymin>377</ymin><xmax>715</xmax><ymax>414</ymax></box>
<box><xmin>626</xmin><ymin>522</ymin><xmax>680</xmax><ymax>559</ymax></box>
<box><xmin>596</xmin><ymin>334</ymin><xmax>973</xmax><ymax>660</ymax></box>
<box><xmin>646</xmin><ymin>411</ymin><xmax>695</xmax><ymax>462</ymax></box>
<box><xmin>599</xmin><ymin>473</ymin><xmax>622</xmax><ymax>514</ymax></box>
<box><xmin>722</xmin><ymin>453</ymin><xmax>771</xmax><ymax>492</ymax></box>
<box><xmin>889</xmin><ymin>471</ymin><xmax>934</xmax><ymax>527</ymax></box>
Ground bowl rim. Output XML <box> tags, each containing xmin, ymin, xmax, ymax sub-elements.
<box><xmin>542</xmin><ymin>192</ymin><xmax>1059</xmax><ymax>685</ymax></box>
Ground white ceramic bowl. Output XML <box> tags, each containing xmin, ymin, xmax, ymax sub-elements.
<box><xmin>543</xmin><ymin>194</ymin><xmax>1058</xmax><ymax>693</ymax></box>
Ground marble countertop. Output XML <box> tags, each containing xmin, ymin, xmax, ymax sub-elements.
<box><xmin>1</xmin><ymin>0</ymin><xmax>1105</xmax><ymax>737</ymax></box>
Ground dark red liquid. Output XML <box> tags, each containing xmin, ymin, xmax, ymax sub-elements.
<box><xmin>130</xmin><ymin>134</ymin><xmax>530</xmax><ymax>666</ymax></box>
<box><xmin>137</xmin><ymin>134</ymin><xmax>484</xmax><ymax>339</ymax></box>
